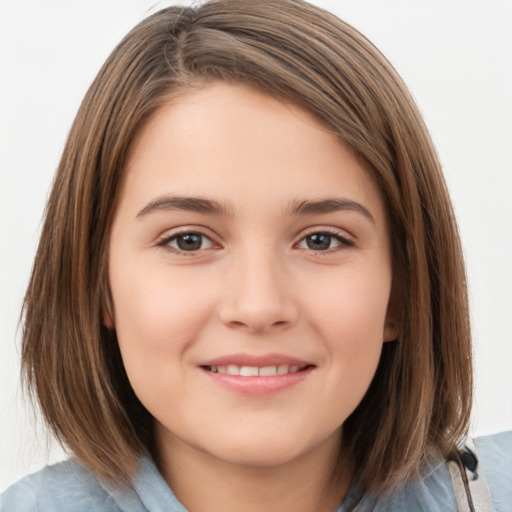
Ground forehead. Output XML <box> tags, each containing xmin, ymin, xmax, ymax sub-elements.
<box><xmin>120</xmin><ymin>81</ymin><xmax>388</xmax><ymax>225</ymax></box>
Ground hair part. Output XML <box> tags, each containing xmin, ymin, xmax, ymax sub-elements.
<box><xmin>22</xmin><ymin>0</ymin><xmax>472</xmax><ymax>498</ymax></box>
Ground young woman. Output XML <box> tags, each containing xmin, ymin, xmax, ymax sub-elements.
<box><xmin>1</xmin><ymin>1</ymin><xmax>510</xmax><ymax>510</ymax></box>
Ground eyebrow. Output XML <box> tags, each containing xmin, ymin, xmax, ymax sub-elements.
<box><xmin>136</xmin><ymin>195</ymin><xmax>375</xmax><ymax>224</ymax></box>
<box><xmin>136</xmin><ymin>195</ymin><xmax>234</xmax><ymax>218</ymax></box>
<box><xmin>287</xmin><ymin>198</ymin><xmax>376</xmax><ymax>224</ymax></box>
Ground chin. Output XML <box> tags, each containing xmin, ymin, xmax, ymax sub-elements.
<box><xmin>206</xmin><ymin>426</ymin><xmax>338</xmax><ymax>469</ymax></box>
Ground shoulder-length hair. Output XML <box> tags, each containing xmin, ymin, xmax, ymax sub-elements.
<box><xmin>22</xmin><ymin>0</ymin><xmax>472</xmax><ymax>497</ymax></box>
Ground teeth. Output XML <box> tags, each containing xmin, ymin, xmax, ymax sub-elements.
<box><xmin>277</xmin><ymin>364</ymin><xmax>289</xmax><ymax>375</ymax></box>
<box><xmin>206</xmin><ymin>364</ymin><xmax>307</xmax><ymax>376</ymax></box>
<box><xmin>259</xmin><ymin>366</ymin><xmax>277</xmax><ymax>376</ymax></box>
<box><xmin>240</xmin><ymin>366</ymin><xmax>259</xmax><ymax>376</ymax></box>
<box><xmin>227</xmin><ymin>364</ymin><xmax>239</xmax><ymax>375</ymax></box>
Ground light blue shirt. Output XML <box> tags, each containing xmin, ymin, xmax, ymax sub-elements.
<box><xmin>1</xmin><ymin>431</ymin><xmax>511</xmax><ymax>511</ymax></box>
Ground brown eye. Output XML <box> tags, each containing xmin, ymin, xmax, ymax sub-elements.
<box><xmin>305</xmin><ymin>233</ymin><xmax>333</xmax><ymax>250</ymax></box>
<box><xmin>297</xmin><ymin>231</ymin><xmax>353</xmax><ymax>252</ymax></box>
<box><xmin>161</xmin><ymin>232</ymin><xmax>215</xmax><ymax>252</ymax></box>
<box><xmin>176</xmin><ymin>233</ymin><xmax>203</xmax><ymax>251</ymax></box>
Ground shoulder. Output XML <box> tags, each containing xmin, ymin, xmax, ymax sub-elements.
<box><xmin>344</xmin><ymin>431</ymin><xmax>512</xmax><ymax>512</ymax></box>
<box><xmin>398</xmin><ymin>431</ymin><xmax>512</xmax><ymax>512</ymax></box>
<box><xmin>0</xmin><ymin>460</ymin><xmax>121</xmax><ymax>512</ymax></box>
<box><xmin>393</xmin><ymin>431</ymin><xmax>512</xmax><ymax>512</ymax></box>
<box><xmin>0</xmin><ymin>455</ymin><xmax>183</xmax><ymax>512</ymax></box>
<box><xmin>475</xmin><ymin>430</ymin><xmax>512</xmax><ymax>511</ymax></box>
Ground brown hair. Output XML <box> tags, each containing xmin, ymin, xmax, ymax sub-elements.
<box><xmin>21</xmin><ymin>0</ymin><xmax>472</xmax><ymax>498</ymax></box>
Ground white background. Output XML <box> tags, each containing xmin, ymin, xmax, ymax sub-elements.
<box><xmin>1</xmin><ymin>0</ymin><xmax>511</xmax><ymax>492</ymax></box>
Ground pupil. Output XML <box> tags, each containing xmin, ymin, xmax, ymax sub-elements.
<box><xmin>177</xmin><ymin>233</ymin><xmax>202</xmax><ymax>251</ymax></box>
<box><xmin>307</xmin><ymin>234</ymin><xmax>331</xmax><ymax>250</ymax></box>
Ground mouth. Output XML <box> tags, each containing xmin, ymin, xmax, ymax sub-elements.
<box><xmin>198</xmin><ymin>355</ymin><xmax>316</xmax><ymax>394</ymax></box>
<box><xmin>201</xmin><ymin>363</ymin><xmax>314</xmax><ymax>376</ymax></box>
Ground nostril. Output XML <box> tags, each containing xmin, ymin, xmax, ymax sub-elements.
<box><xmin>226</xmin><ymin>319</ymin><xmax>290</xmax><ymax>332</ymax></box>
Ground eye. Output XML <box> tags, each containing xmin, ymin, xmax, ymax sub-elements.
<box><xmin>297</xmin><ymin>231</ymin><xmax>353</xmax><ymax>251</ymax></box>
<box><xmin>158</xmin><ymin>232</ymin><xmax>216</xmax><ymax>253</ymax></box>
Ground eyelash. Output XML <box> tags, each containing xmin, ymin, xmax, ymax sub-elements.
<box><xmin>296</xmin><ymin>229</ymin><xmax>354</xmax><ymax>253</ymax></box>
<box><xmin>156</xmin><ymin>228</ymin><xmax>354</xmax><ymax>255</ymax></box>
<box><xmin>156</xmin><ymin>230</ymin><xmax>219</xmax><ymax>256</ymax></box>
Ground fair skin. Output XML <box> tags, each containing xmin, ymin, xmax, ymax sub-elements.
<box><xmin>108</xmin><ymin>82</ymin><xmax>395</xmax><ymax>512</ymax></box>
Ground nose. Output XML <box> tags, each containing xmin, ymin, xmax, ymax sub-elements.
<box><xmin>218</xmin><ymin>250</ymin><xmax>299</xmax><ymax>333</ymax></box>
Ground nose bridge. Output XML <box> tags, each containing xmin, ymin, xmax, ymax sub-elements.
<box><xmin>219</xmin><ymin>242</ymin><xmax>298</xmax><ymax>332</ymax></box>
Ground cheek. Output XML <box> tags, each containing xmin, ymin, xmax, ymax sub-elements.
<box><xmin>303</xmin><ymin>266</ymin><xmax>391</xmax><ymax>400</ymax></box>
<box><xmin>310</xmin><ymin>287</ymin><xmax>388</xmax><ymax>421</ymax></box>
<box><xmin>109</xmin><ymin>261</ymin><xmax>214</xmax><ymax>366</ymax></box>
<box><xmin>108</xmin><ymin>263</ymin><xmax>217</xmax><ymax>417</ymax></box>
<box><xmin>308</xmin><ymin>268</ymin><xmax>391</xmax><ymax>344</ymax></box>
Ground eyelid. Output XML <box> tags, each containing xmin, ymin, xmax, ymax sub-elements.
<box><xmin>156</xmin><ymin>226</ymin><xmax>221</xmax><ymax>254</ymax></box>
<box><xmin>298</xmin><ymin>225</ymin><xmax>354</xmax><ymax>240</ymax></box>
<box><xmin>294</xmin><ymin>227</ymin><xmax>355</xmax><ymax>251</ymax></box>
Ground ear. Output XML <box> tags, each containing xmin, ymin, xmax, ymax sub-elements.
<box><xmin>383</xmin><ymin>321</ymin><xmax>399</xmax><ymax>342</ymax></box>
<box><xmin>103</xmin><ymin>308</ymin><xmax>114</xmax><ymax>329</ymax></box>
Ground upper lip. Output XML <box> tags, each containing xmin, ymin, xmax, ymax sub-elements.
<box><xmin>199</xmin><ymin>353</ymin><xmax>314</xmax><ymax>368</ymax></box>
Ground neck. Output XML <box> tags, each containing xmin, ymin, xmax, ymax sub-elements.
<box><xmin>154</xmin><ymin>430</ymin><xmax>352</xmax><ymax>512</ymax></box>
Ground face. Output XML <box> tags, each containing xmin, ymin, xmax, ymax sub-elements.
<box><xmin>108</xmin><ymin>82</ymin><xmax>395</xmax><ymax>472</ymax></box>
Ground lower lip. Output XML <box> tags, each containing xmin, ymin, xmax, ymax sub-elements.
<box><xmin>200</xmin><ymin>367</ymin><xmax>314</xmax><ymax>395</ymax></box>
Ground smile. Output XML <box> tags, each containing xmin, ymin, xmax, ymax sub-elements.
<box><xmin>202</xmin><ymin>364</ymin><xmax>310</xmax><ymax>376</ymax></box>
<box><xmin>199</xmin><ymin>355</ymin><xmax>316</xmax><ymax>394</ymax></box>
